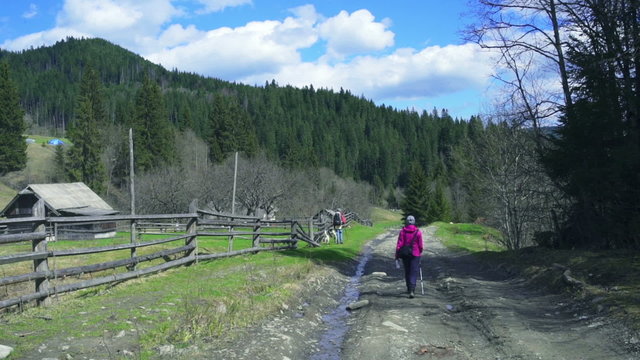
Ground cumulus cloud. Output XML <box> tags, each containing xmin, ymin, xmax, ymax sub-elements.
<box><xmin>241</xmin><ymin>43</ymin><xmax>492</xmax><ymax>102</ymax></box>
<box><xmin>318</xmin><ymin>9</ymin><xmax>394</xmax><ymax>59</ymax></box>
<box><xmin>147</xmin><ymin>17</ymin><xmax>312</xmax><ymax>79</ymax></box>
<box><xmin>2</xmin><ymin>27</ymin><xmax>91</xmax><ymax>50</ymax></box>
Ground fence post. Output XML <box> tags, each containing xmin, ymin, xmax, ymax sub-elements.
<box><xmin>186</xmin><ymin>200</ymin><xmax>198</xmax><ymax>264</ymax></box>
<box><xmin>227</xmin><ymin>218</ymin><xmax>235</xmax><ymax>252</ymax></box>
<box><xmin>290</xmin><ymin>220</ymin><xmax>297</xmax><ymax>249</ymax></box>
<box><xmin>253</xmin><ymin>219</ymin><xmax>261</xmax><ymax>248</ymax></box>
<box><xmin>32</xmin><ymin>200</ymin><xmax>50</xmax><ymax>306</ymax></box>
<box><xmin>130</xmin><ymin>219</ymin><xmax>137</xmax><ymax>271</ymax></box>
<box><xmin>308</xmin><ymin>218</ymin><xmax>314</xmax><ymax>244</ymax></box>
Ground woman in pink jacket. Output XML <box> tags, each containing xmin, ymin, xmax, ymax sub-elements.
<box><xmin>395</xmin><ymin>215</ymin><xmax>424</xmax><ymax>298</ymax></box>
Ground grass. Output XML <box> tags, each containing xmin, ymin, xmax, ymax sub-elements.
<box><xmin>0</xmin><ymin>134</ymin><xmax>73</xmax><ymax>198</ymax></box>
<box><xmin>0</xmin><ymin>182</ymin><xmax>16</xmax><ymax>212</ymax></box>
<box><xmin>433</xmin><ymin>221</ymin><xmax>640</xmax><ymax>331</ymax></box>
<box><xmin>434</xmin><ymin>221</ymin><xmax>504</xmax><ymax>252</ymax></box>
<box><xmin>0</xmin><ymin>211</ymin><xmax>397</xmax><ymax>359</ymax></box>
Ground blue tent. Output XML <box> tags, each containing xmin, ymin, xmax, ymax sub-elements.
<box><xmin>47</xmin><ymin>138</ymin><xmax>64</xmax><ymax>145</ymax></box>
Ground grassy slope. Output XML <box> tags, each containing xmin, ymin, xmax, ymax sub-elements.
<box><xmin>433</xmin><ymin>221</ymin><xmax>640</xmax><ymax>331</ymax></box>
<box><xmin>0</xmin><ymin>208</ymin><xmax>399</xmax><ymax>358</ymax></box>
<box><xmin>0</xmin><ymin>135</ymin><xmax>69</xmax><ymax>209</ymax></box>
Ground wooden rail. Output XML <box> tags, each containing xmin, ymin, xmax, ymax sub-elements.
<box><xmin>0</xmin><ymin>204</ymin><xmax>367</xmax><ymax>311</ymax></box>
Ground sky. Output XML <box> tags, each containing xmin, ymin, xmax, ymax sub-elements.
<box><xmin>0</xmin><ymin>0</ymin><xmax>496</xmax><ymax>119</ymax></box>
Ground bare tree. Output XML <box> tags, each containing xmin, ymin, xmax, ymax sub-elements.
<box><xmin>466</xmin><ymin>0</ymin><xmax>573</xmax><ymax>140</ymax></box>
<box><xmin>455</xmin><ymin>120</ymin><xmax>559</xmax><ymax>249</ymax></box>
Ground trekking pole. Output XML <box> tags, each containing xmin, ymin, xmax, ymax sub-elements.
<box><xmin>420</xmin><ymin>267</ymin><xmax>424</xmax><ymax>295</ymax></box>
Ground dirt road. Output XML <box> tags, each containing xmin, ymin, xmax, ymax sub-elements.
<box><xmin>341</xmin><ymin>226</ymin><xmax>638</xmax><ymax>360</ymax></box>
<box><xmin>181</xmin><ymin>227</ymin><xmax>640</xmax><ymax>359</ymax></box>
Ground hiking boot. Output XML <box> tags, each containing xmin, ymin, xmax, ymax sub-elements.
<box><xmin>409</xmin><ymin>291</ymin><xmax>415</xmax><ymax>298</ymax></box>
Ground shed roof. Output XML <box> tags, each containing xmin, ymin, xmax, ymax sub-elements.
<box><xmin>1</xmin><ymin>182</ymin><xmax>118</xmax><ymax>217</ymax></box>
<box><xmin>28</xmin><ymin>183</ymin><xmax>112</xmax><ymax>210</ymax></box>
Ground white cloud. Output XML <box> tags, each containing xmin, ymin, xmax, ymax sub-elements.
<box><xmin>55</xmin><ymin>0</ymin><xmax>182</xmax><ymax>52</ymax></box>
<box><xmin>147</xmin><ymin>19</ymin><xmax>308</xmax><ymax>79</ymax></box>
<box><xmin>318</xmin><ymin>9</ymin><xmax>394</xmax><ymax>59</ymax></box>
<box><xmin>146</xmin><ymin>7</ymin><xmax>321</xmax><ymax>79</ymax></box>
<box><xmin>194</xmin><ymin>0</ymin><xmax>252</xmax><ymax>14</ymax></box>
<box><xmin>2</xmin><ymin>27</ymin><xmax>91</xmax><ymax>50</ymax></box>
<box><xmin>158</xmin><ymin>24</ymin><xmax>203</xmax><ymax>48</ymax></box>
<box><xmin>241</xmin><ymin>43</ymin><xmax>493</xmax><ymax>102</ymax></box>
<box><xmin>23</xmin><ymin>4</ymin><xmax>39</xmax><ymax>19</ymax></box>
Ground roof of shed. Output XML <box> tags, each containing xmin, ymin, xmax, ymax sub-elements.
<box><xmin>27</xmin><ymin>183</ymin><xmax>113</xmax><ymax>210</ymax></box>
<box><xmin>1</xmin><ymin>182</ymin><xmax>118</xmax><ymax>216</ymax></box>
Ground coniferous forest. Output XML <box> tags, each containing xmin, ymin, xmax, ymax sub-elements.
<box><xmin>0</xmin><ymin>37</ymin><xmax>472</xmax><ymax>213</ymax></box>
<box><xmin>1</xmin><ymin>0</ymin><xmax>639</xmax><ymax>253</ymax></box>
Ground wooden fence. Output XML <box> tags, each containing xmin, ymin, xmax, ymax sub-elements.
<box><xmin>0</xmin><ymin>201</ymin><xmax>364</xmax><ymax>311</ymax></box>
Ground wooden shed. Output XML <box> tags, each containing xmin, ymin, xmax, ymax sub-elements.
<box><xmin>0</xmin><ymin>182</ymin><xmax>119</xmax><ymax>239</ymax></box>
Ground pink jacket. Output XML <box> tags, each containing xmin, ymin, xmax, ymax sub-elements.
<box><xmin>395</xmin><ymin>225</ymin><xmax>423</xmax><ymax>259</ymax></box>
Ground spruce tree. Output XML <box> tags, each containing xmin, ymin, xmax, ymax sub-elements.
<box><xmin>66</xmin><ymin>96</ymin><xmax>106</xmax><ymax>193</ymax></box>
<box><xmin>53</xmin><ymin>144</ymin><xmax>67</xmax><ymax>182</ymax></box>
<box><xmin>132</xmin><ymin>76</ymin><xmax>175</xmax><ymax>172</ymax></box>
<box><xmin>207</xmin><ymin>94</ymin><xmax>258</xmax><ymax>163</ymax></box>
<box><xmin>432</xmin><ymin>180</ymin><xmax>452</xmax><ymax>222</ymax></box>
<box><xmin>401</xmin><ymin>162</ymin><xmax>431</xmax><ymax>226</ymax></box>
<box><xmin>0</xmin><ymin>62</ymin><xmax>27</xmax><ymax>175</ymax></box>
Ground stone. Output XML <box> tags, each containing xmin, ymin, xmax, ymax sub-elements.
<box><xmin>158</xmin><ymin>345</ymin><xmax>175</xmax><ymax>356</ymax></box>
<box><xmin>0</xmin><ymin>345</ymin><xmax>14</xmax><ymax>359</ymax></box>
<box><xmin>346</xmin><ymin>299</ymin><xmax>369</xmax><ymax>310</ymax></box>
<box><xmin>381</xmin><ymin>321</ymin><xmax>408</xmax><ymax>332</ymax></box>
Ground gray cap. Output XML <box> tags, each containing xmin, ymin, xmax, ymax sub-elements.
<box><xmin>406</xmin><ymin>215</ymin><xmax>415</xmax><ymax>225</ymax></box>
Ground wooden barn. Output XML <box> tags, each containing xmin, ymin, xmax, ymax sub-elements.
<box><xmin>0</xmin><ymin>182</ymin><xmax>119</xmax><ymax>239</ymax></box>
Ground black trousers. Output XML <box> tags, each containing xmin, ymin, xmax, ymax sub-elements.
<box><xmin>402</xmin><ymin>256</ymin><xmax>421</xmax><ymax>291</ymax></box>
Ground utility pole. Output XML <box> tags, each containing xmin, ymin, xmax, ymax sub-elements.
<box><xmin>231</xmin><ymin>151</ymin><xmax>238</xmax><ymax>215</ymax></box>
<box><xmin>129</xmin><ymin>128</ymin><xmax>135</xmax><ymax>215</ymax></box>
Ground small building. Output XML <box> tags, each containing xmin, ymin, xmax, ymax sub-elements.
<box><xmin>0</xmin><ymin>182</ymin><xmax>119</xmax><ymax>240</ymax></box>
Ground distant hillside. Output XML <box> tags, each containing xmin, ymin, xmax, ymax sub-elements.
<box><xmin>0</xmin><ymin>37</ymin><xmax>475</xmax><ymax>190</ymax></box>
<box><xmin>0</xmin><ymin>137</ymin><xmax>67</xmax><ymax>209</ymax></box>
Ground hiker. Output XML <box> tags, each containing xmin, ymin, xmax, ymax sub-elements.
<box><xmin>395</xmin><ymin>215</ymin><xmax>423</xmax><ymax>298</ymax></box>
<box><xmin>333</xmin><ymin>209</ymin><xmax>347</xmax><ymax>244</ymax></box>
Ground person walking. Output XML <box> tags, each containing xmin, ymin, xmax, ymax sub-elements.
<box><xmin>333</xmin><ymin>209</ymin><xmax>347</xmax><ymax>244</ymax></box>
<box><xmin>395</xmin><ymin>215</ymin><xmax>423</xmax><ymax>298</ymax></box>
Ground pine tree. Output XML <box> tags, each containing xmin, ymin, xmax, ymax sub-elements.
<box><xmin>66</xmin><ymin>96</ymin><xmax>106</xmax><ymax>193</ymax></box>
<box><xmin>79</xmin><ymin>66</ymin><xmax>107</xmax><ymax>126</ymax></box>
<box><xmin>401</xmin><ymin>162</ymin><xmax>432</xmax><ymax>226</ymax></box>
<box><xmin>132</xmin><ymin>76</ymin><xmax>175</xmax><ymax>172</ymax></box>
<box><xmin>53</xmin><ymin>144</ymin><xmax>67</xmax><ymax>182</ymax></box>
<box><xmin>0</xmin><ymin>62</ymin><xmax>27</xmax><ymax>175</ymax></box>
<box><xmin>432</xmin><ymin>180</ymin><xmax>452</xmax><ymax>222</ymax></box>
<box><xmin>207</xmin><ymin>94</ymin><xmax>258</xmax><ymax>162</ymax></box>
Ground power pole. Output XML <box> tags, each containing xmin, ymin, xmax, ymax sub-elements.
<box><xmin>231</xmin><ymin>151</ymin><xmax>238</xmax><ymax>215</ymax></box>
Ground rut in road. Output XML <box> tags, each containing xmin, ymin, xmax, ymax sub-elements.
<box><xmin>340</xmin><ymin>226</ymin><xmax>638</xmax><ymax>360</ymax></box>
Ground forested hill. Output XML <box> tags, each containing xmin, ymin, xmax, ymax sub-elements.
<box><xmin>0</xmin><ymin>37</ymin><xmax>474</xmax><ymax>190</ymax></box>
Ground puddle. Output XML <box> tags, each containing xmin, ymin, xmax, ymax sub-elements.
<box><xmin>310</xmin><ymin>243</ymin><xmax>373</xmax><ymax>360</ymax></box>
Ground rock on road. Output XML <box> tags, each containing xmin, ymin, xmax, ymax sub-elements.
<box><xmin>341</xmin><ymin>226</ymin><xmax>638</xmax><ymax>360</ymax></box>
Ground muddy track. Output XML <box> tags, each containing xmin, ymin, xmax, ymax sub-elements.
<box><xmin>122</xmin><ymin>227</ymin><xmax>640</xmax><ymax>359</ymax></box>
<box><xmin>342</xmin><ymin>226</ymin><xmax>639</xmax><ymax>360</ymax></box>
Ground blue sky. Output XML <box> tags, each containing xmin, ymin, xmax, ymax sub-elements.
<box><xmin>0</xmin><ymin>0</ymin><xmax>496</xmax><ymax>119</ymax></box>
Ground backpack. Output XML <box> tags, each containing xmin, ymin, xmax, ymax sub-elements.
<box><xmin>333</xmin><ymin>212</ymin><xmax>343</xmax><ymax>226</ymax></box>
<box><xmin>398</xmin><ymin>232</ymin><xmax>418</xmax><ymax>259</ymax></box>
